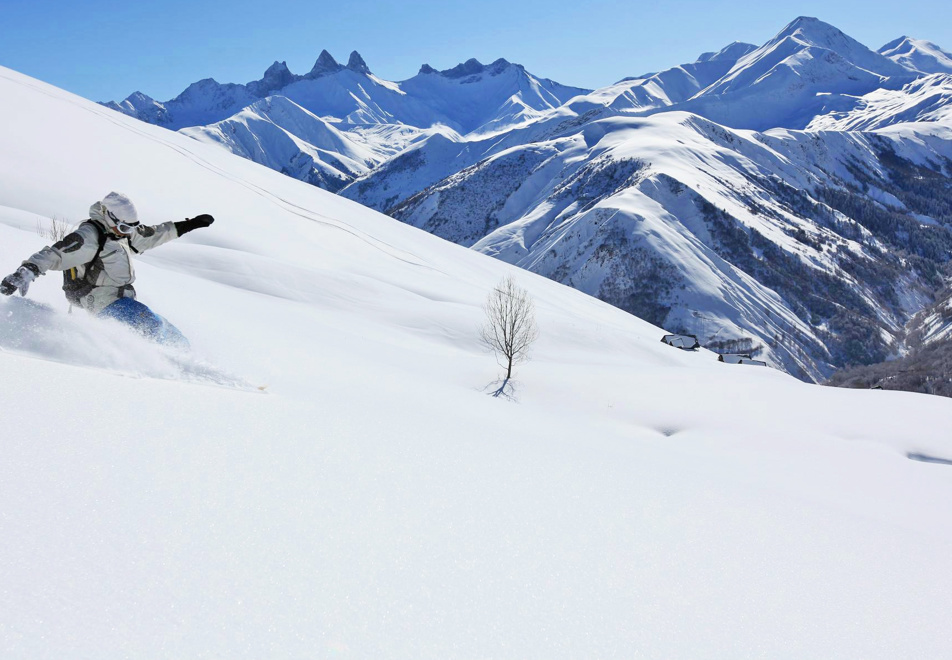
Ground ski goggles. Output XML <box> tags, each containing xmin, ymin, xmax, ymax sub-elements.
<box><xmin>105</xmin><ymin>209</ymin><xmax>140</xmax><ymax>235</ymax></box>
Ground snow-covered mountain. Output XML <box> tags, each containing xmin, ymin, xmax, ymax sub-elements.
<box><xmin>4</xmin><ymin>62</ymin><xmax>952</xmax><ymax>660</ymax></box>
<box><xmin>671</xmin><ymin>17</ymin><xmax>916</xmax><ymax>130</ymax></box>
<box><xmin>807</xmin><ymin>73</ymin><xmax>952</xmax><ymax>130</ymax></box>
<box><xmin>879</xmin><ymin>36</ymin><xmax>952</xmax><ymax>74</ymax></box>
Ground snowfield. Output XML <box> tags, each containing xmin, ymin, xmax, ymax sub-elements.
<box><xmin>2</xmin><ymin>65</ymin><xmax>952</xmax><ymax>659</ymax></box>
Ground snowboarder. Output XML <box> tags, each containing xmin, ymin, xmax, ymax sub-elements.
<box><xmin>1</xmin><ymin>192</ymin><xmax>214</xmax><ymax>347</ymax></box>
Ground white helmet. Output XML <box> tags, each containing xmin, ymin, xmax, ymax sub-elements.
<box><xmin>100</xmin><ymin>192</ymin><xmax>139</xmax><ymax>233</ymax></box>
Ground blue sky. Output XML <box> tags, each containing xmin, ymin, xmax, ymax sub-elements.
<box><xmin>2</xmin><ymin>0</ymin><xmax>950</xmax><ymax>102</ymax></box>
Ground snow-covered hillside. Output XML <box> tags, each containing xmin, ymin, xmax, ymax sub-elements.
<box><xmin>907</xmin><ymin>284</ymin><xmax>952</xmax><ymax>346</ymax></box>
<box><xmin>179</xmin><ymin>96</ymin><xmax>385</xmax><ymax>192</ymax></box>
<box><xmin>5</xmin><ymin>61</ymin><xmax>952</xmax><ymax>659</ymax></box>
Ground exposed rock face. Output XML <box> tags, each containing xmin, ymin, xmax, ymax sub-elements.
<box><xmin>308</xmin><ymin>50</ymin><xmax>343</xmax><ymax>78</ymax></box>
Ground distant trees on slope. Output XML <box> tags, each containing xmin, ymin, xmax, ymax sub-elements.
<box><xmin>828</xmin><ymin>339</ymin><xmax>952</xmax><ymax>398</ymax></box>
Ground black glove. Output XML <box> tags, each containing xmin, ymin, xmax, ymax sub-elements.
<box><xmin>1</xmin><ymin>264</ymin><xmax>39</xmax><ymax>297</ymax></box>
<box><xmin>175</xmin><ymin>214</ymin><xmax>215</xmax><ymax>236</ymax></box>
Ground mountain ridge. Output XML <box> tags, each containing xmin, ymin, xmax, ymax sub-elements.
<box><xmin>102</xmin><ymin>52</ymin><xmax>591</xmax><ymax>133</ymax></box>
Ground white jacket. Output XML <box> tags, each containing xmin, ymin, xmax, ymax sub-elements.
<box><xmin>25</xmin><ymin>202</ymin><xmax>179</xmax><ymax>313</ymax></box>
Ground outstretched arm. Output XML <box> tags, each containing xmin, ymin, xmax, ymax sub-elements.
<box><xmin>126</xmin><ymin>215</ymin><xmax>214</xmax><ymax>254</ymax></box>
<box><xmin>1</xmin><ymin>224</ymin><xmax>101</xmax><ymax>296</ymax></box>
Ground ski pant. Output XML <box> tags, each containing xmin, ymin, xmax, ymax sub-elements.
<box><xmin>99</xmin><ymin>297</ymin><xmax>189</xmax><ymax>348</ymax></box>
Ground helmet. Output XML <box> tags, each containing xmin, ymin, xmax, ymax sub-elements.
<box><xmin>100</xmin><ymin>192</ymin><xmax>139</xmax><ymax>234</ymax></box>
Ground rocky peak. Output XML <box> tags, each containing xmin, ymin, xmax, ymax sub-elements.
<box><xmin>347</xmin><ymin>51</ymin><xmax>371</xmax><ymax>74</ymax></box>
<box><xmin>263</xmin><ymin>60</ymin><xmax>292</xmax><ymax>80</ymax></box>
<box><xmin>245</xmin><ymin>61</ymin><xmax>296</xmax><ymax>97</ymax></box>
<box><xmin>309</xmin><ymin>50</ymin><xmax>342</xmax><ymax>78</ymax></box>
<box><xmin>446</xmin><ymin>58</ymin><xmax>485</xmax><ymax>79</ymax></box>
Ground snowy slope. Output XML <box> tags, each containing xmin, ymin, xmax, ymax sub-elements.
<box><xmin>879</xmin><ymin>36</ymin><xmax>952</xmax><ymax>74</ymax></box>
<box><xmin>3</xmin><ymin>65</ymin><xmax>952</xmax><ymax>660</ymax></box>
<box><xmin>179</xmin><ymin>96</ymin><xmax>383</xmax><ymax>192</ymax></box>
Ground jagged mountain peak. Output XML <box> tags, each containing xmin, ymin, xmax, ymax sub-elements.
<box><xmin>262</xmin><ymin>60</ymin><xmax>293</xmax><ymax>80</ymax></box>
<box><xmin>247</xmin><ymin>60</ymin><xmax>296</xmax><ymax>97</ymax></box>
<box><xmin>347</xmin><ymin>51</ymin><xmax>371</xmax><ymax>74</ymax></box>
<box><xmin>263</xmin><ymin>60</ymin><xmax>291</xmax><ymax>78</ymax></box>
<box><xmin>435</xmin><ymin>57</ymin><xmax>515</xmax><ymax>79</ymax></box>
<box><xmin>309</xmin><ymin>50</ymin><xmax>342</xmax><ymax>77</ymax></box>
<box><xmin>417</xmin><ymin>58</ymin><xmax>510</xmax><ymax>78</ymax></box>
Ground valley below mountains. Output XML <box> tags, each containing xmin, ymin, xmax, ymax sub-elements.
<box><xmin>105</xmin><ymin>16</ymin><xmax>952</xmax><ymax>387</ymax></box>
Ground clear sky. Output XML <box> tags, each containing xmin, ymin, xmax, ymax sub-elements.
<box><xmin>2</xmin><ymin>0</ymin><xmax>950</xmax><ymax>103</ymax></box>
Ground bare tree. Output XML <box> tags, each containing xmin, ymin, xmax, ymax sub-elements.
<box><xmin>36</xmin><ymin>216</ymin><xmax>75</xmax><ymax>242</ymax></box>
<box><xmin>480</xmin><ymin>275</ymin><xmax>539</xmax><ymax>382</ymax></box>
